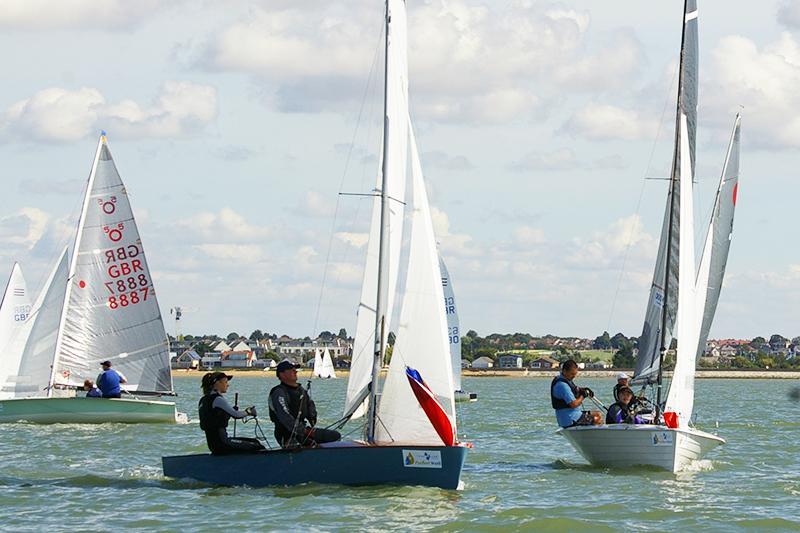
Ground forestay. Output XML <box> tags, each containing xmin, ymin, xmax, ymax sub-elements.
<box><xmin>344</xmin><ymin>0</ymin><xmax>409</xmax><ymax>419</ymax></box>
<box><xmin>14</xmin><ymin>248</ymin><xmax>69</xmax><ymax>398</ymax></box>
<box><xmin>0</xmin><ymin>263</ymin><xmax>32</xmax><ymax>398</ymax></box>
<box><xmin>50</xmin><ymin>136</ymin><xmax>172</xmax><ymax>394</ymax></box>
<box><xmin>375</xmin><ymin>119</ymin><xmax>456</xmax><ymax>445</ymax></box>
<box><xmin>439</xmin><ymin>255</ymin><xmax>462</xmax><ymax>391</ymax></box>
<box><xmin>694</xmin><ymin>115</ymin><xmax>741</xmax><ymax>360</ymax></box>
<box><xmin>634</xmin><ymin>0</ymin><xmax>698</xmax><ymax>386</ymax></box>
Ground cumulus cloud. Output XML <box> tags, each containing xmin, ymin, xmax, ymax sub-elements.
<box><xmin>567</xmin><ymin>214</ymin><xmax>656</xmax><ymax>273</ymax></box>
<box><xmin>0</xmin><ymin>82</ymin><xmax>217</xmax><ymax>143</ymax></box>
<box><xmin>560</xmin><ymin>103</ymin><xmax>659</xmax><ymax>141</ymax></box>
<box><xmin>0</xmin><ymin>0</ymin><xmax>172</xmax><ymax>30</ymax></box>
<box><xmin>197</xmin><ymin>1</ymin><xmax>643</xmax><ymax>122</ymax></box>
<box><xmin>175</xmin><ymin>208</ymin><xmax>270</xmax><ymax>244</ymax></box>
<box><xmin>510</xmin><ymin>148</ymin><xmax>628</xmax><ymax>171</ymax></box>
<box><xmin>704</xmin><ymin>33</ymin><xmax>800</xmax><ymax>149</ymax></box>
<box><xmin>0</xmin><ymin>208</ymin><xmax>49</xmax><ymax>248</ymax></box>
<box><xmin>19</xmin><ymin>179</ymin><xmax>84</xmax><ymax>195</ymax></box>
<box><xmin>421</xmin><ymin>150</ymin><xmax>473</xmax><ymax>171</ymax></box>
<box><xmin>293</xmin><ymin>191</ymin><xmax>336</xmax><ymax>219</ymax></box>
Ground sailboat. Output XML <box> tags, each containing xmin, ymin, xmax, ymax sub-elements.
<box><xmin>0</xmin><ymin>134</ymin><xmax>181</xmax><ymax>424</ymax></box>
<box><xmin>439</xmin><ymin>255</ymin><xmax>476</xmax><ymax>402</ymax></box>
<box><xmin>312</xmin><ymin>347</ymin><xmax>337</xmax><ymax>379</ymax></box>
<box><xmin>0</xmin><ymin>263</ymin><xmax>32</xmax><ymax>399</ymax></box>
<box><xmin>559</xmin><ymin>0</ymin><xmax>735</xmax><ymax>472</ymax></box>
<box><xmin>163</xmin><ymin>0</ymin><xmax>468</xmax><ymax>488</ymax></box>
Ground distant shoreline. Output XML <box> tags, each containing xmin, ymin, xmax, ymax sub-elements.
<box><xmin>172</xmin><ymin>368</ymin><xmax>800</xmax><ymax>379</ymax></box>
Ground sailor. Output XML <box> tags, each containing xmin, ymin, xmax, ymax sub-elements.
<box><xmin>83</xmin><ymin>379</ymin><xmax>102</xmax><ymax>398</ymax></box>
<box><xmin>198</xmin><ymin>372</ymin><xmax>265</xmax><ymax>455</ymax></box>
<box><xmin>550</xmin><ymin>359</ymin><xmax>601</xmax><ymax>428</ymax></box>
<box><xmin>96</xmin><ymin>360</ymin><xmax>127</xmax><ymax>398</ymax></box>
<box><xmin>605</xmin><ymin>386</ymin><xmax>643</xmax><ymax>424</ymax></box>
<box><xmin>612</xmin><ymin>372</ymin><xmax>630</xmax><ymax>402</ymax></box>
<box><xmin>268</xmin><ymin>360</ymin><xmax>341</xmax><ymax>448</ymax></box>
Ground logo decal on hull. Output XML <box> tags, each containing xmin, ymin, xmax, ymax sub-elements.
<box><xmin>402</xmin><ymin>449</ymin><xmax>443</xmax><ymax>469</ymax></box>
<box><xmin>651</xmin><ymin>431</ymin><xmax>674</xmax><ymax>446</ymax></box>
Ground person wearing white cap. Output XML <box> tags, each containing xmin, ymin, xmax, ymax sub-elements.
<box><xmin>613</xmin><ymin>372</ymin><xmax>630</xmax><ymax>402</ymax></box>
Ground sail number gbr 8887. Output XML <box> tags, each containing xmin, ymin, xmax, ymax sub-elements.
<box><xmin>102</xmin><ymin>243</ymin><xmax>151</xmax><ymax>310</ymax></box>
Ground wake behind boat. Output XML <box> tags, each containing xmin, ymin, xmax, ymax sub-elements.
<box><xmin>0</xmin><ymin>134</ymin><xmax>181</xmax><ymax>424</ymax></box>
<box><xmin>163</xmin><ymin>0</ymin><xmax>468</xmax><ymax>488</ymax></box>
<box><xmin>559</xmin><ymin>0</ymin><xmax>735</xmax><ymax>472</ymax></box>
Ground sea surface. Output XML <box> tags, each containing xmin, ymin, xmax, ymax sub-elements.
<box><xmin>1</xmin><ymin>376</ymin><xmax>798</xmax><ymax>532</ymax></box>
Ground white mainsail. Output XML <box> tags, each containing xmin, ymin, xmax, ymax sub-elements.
<box><xmin>694</xmin><ymin>115</ymin><xmax>741</xmax><ymax>360</ymax></box>
<box><xmin>439</xmin><ymin>255</ymin><xmax>463</xmax><ymax>391</ymax></box>
<box><xmin>312</xmin><ymin>348</ymin><xmax>324</xmax><ymax>378</ymax></box>
<box><xmin>319</xmin><ymin>348</ymin><xmax>337</xmax><ymax>379</ymax></box>
<box><xmin>50</xmin><ymin>135</ymin><xmax>173</xmax><ymax>394</ymax></box>
<box><xmin>375</xmin><ymin>118</ymin><xmax>456</xmax><ymax>445</ymax></box>
<box><xmin>14</xmin><ymin>248</ymin><xmax>69</xmax><ymax>398</ymax></box>
<box><xmin>344</xmin><ymin>0</ymin><xmax>409</xmax><ymax>419</ymax></box>
<box><xmin>0</xmin><ymin>263</ymin><xmax>32</xmax><ymax>398</ymax></box>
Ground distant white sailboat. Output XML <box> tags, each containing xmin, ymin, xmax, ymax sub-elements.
<box><xmin>439</xmin><ymin>255</ymin><xmax>476</xmax><ymax>402</ymax></box>
<box><xmin>0</xmin><ymin>263</ymin><xmax>32</xmax><ymax>400</ymax></box>
<box><xmin>0</xmin><ymin>134</ymin><xmax>180</xmax><ymax>424</ymax></box>
<box><xmin>312</xmin><ymin>347</ymin><xmax>337</xmax><ymax>379</ymax></box>
<box><xmin>560</xmin><ymin>0</ymin><xmax>733</xmax><ymax>472</ymax></box>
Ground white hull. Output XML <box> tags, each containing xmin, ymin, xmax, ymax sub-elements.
<box><xmin>454</xmin><ymin>390</ymin><xmax>477</xmax><ymax>403</ymax></box>
<box><xmin>0</xmin><ymin>397</ymin><xmax>180</xmax><ymax>424</ymax></box>
<box><xmin>559</xmin><ymin>424</ymin><xmax>724</xmax><ymax>473</ymax></box>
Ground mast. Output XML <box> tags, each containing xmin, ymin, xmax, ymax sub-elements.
<box><xmin>655</xmin><ymin>0</ymin><xmax>691</xmax><ymax>422</ymax></box>
<box><xmin>366</xmin><ymin>0</ymin><xmax>391</xmax><ymax>443</ymax></box>
<box><xmin>46</xmin><ymin>133</ymin><xmax>105</xmax><ymax>397</ymax></box>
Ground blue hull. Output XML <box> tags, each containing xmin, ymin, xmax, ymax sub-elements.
<box><xmin>162</xmin><ymin>442</ymin><xmax>467</xmax><ymax>489</ymax></box>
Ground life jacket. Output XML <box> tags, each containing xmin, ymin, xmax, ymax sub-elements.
<box><xmin>550</xmin><ymin>375</ymin><xmax>579</xmax><ymax>410</ymax></box>
<box><xmin>98</xmin><ymin>370</ymin><xmax>122</xmax><ymax>396</ymax></box>
<box><xmin>268</xmin><ymin>382</ymin><xmax>305</xmax><ymax>425</ymax></box>
<box><xmin>198</xmin><ymin>392</ymin><xmax>230</xmax><ymax>432</ymax></box>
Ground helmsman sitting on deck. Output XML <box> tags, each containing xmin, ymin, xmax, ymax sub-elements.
<box><xmin>550</xmin><ymin>359</ymin><xmax>601</xmax><ymax>428</ymax></box>
<box><xmin>268</xmin><ymin>361</ymin><xmax>341</xmax><ymax>448</ymax></box>
<box><xmin>97</xmin><ymin>360</ymin><xmax>127</xmax><ymax>398</ymax></box>
<box><xmin>199</xmin><ymin>372</ymin><xmax>265</xmax><ymax>455</ymax></box>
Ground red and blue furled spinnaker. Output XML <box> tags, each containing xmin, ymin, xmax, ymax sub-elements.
<box><xmin>405</xmin><ymin>367</ymin><xmax>455</xmax><ymax>446</ymax></box>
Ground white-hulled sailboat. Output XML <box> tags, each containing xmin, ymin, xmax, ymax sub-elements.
<box><xmin>439</xmin><ymin>255</ymin><xmax>476</xmax><ymax>402</ymax></box>
<box><xmin>0</xmin><ymin>134</ymin><xmax>181</xmax><ymax>424</ymax></box>
<box><xmin>313</xmin><ymin>348</ymin><xmax>337</xmax><ymax>379</ymax></box>
<box><xmin>163</xmin><ymin>0</ymin><xmax>468</xmax><ymax>488</ymax></box>
<box><xmin>559</xmin><ymin>0</ymin><xmax>736</xmax><ymax>472</ymax></box>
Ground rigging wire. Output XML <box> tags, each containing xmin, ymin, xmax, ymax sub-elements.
<box><xmin>605</xmin><ymin>65</ymin><xmax>679</xmax><ymax>335</ymax></box>
<box><xmin>310</xmin><ymin>23</ymin><xmax>385</xmax><ymax>339</ymax></box>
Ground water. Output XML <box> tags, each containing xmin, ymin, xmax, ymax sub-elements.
<box><xmin>1</xmin><ymin>376</ymin><xmax>798</xmax><ymax>531</ymax></box>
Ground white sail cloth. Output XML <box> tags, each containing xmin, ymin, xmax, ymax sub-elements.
<box><xmin>344</xmin><ymin>0</ymin><xmax>409</xmax><ymax>419</ymax></box>
<box><xmin>375</xmin><ymin>119</ymin><xmax>456</xmax><ymax>445</ymax></box>
<box><xmin>0</xmin><ymin>263</ymin><xmax>32</xmax><ymax>398</ymax></box>
<box><xmin>51</xmin><ymin>136</ymin><xmax>172</xmax><ymax>394</ymax></box>
<box><xmin>439</xmin><ymin>256</ymin><xmax>462</xmax><ymax>391</ymax></box>
<box><xmin>319</xmin><ymin>348</ymin><xmax>337</xmax><ymax>379</ymax></box>
<box><xmin>14</xmin><ymin>248</ymin><xmax>69</xmax><ymax>398</ymax></box>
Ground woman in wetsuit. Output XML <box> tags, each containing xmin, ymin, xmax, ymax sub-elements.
<box><xmin>198</xmin><ymin>372</ymin><xmax>265</xmax><ymax>455</ymax></box>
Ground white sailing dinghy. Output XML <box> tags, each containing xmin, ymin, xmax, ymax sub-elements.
<box><xmin>439</xmin><ymin>255</ymin><xmax>476</xmax><ymax>402</ymax></box>
<box><xmin>312</xmin><ymin>347</ymin><xmax>337</xmax><ymax>379</ymax></box>
<box><xmin>560</xmin><ymin>0</ymin><xmax>736</xmax><ymax>472</ymax></box>
<box><xmin>0</xmin><ymin>134</ymin><xmax>180</xmax><ymax>424</ymax></box>
<box><xmin>163</xmin><ymin>0</ymin><xmax>467</xmax><ymax>488</ymax></box>
<box><xmin>0</xmin><ymin>263</ymin><xmax>32</xmax><ymax>399</ymax></box>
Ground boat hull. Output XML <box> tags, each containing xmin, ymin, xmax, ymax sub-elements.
<box><xmin>558</xmin><ymin>424</ymin><xmax>724</xmax><ymax>473</ymax></box>
<box><xmin>163</xmin><ymin>442</ymin><xmax>468</xmax><ymax>489</ymax></box>
<box><xmin>0</xmin><ymin>397</ymin><xmax>178</xmax><ymax>424</ymax></box>
<box><xmin>454</xmin><ymin>390</ymin><xmax>477</xmax><ymax>403</ymax></box>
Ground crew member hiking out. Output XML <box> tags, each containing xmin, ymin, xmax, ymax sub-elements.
<box><xmin>268</xmin><ymin>361</ymin><xmax>341</xmax><ymax>448</ymax></box>
<box><xmin>198</xmin><ymin>372</ymin><xmax>265</xmax><ymax>455</ymax></box>
<box><xmin>551</xmin><ymin>359</ymin><xmax>601</xmax><ymax>428</ymax></box>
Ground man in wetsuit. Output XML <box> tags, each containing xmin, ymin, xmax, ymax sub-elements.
<box><xmin>198</xmin><ymin>372</ymin><xmax>265</xmax><ymax>455</ymax></box>
<box><xmin>268</xmin><ymin>361</ymin><xmax>341</xmax><ymax>448</ymax></box>
<box><xmin>550</xmin><ymin>359</ymin><xmax>601</xmax><ymax>428</ymax></box>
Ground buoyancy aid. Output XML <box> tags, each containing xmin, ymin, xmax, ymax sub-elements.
<box><xmin>550</xmin><ymin>375</ymin><xmax>580</xmax><ymax>410</ymax></box>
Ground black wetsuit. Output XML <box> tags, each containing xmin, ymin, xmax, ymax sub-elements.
<box><xmin>606</xmin><ymin>401</ymin><xmax>633</xmax><ymax>424</ymax></box>
<box><xmin>198</xmin><ymin>392</ymin><xmax>264</xmax><ymax>455</ymax></box>
<box><xmin>268</xmin><ymin>382</ymin><xmax>340</xmax><ymax>448</ymax></box>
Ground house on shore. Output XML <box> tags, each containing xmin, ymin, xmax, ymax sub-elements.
<box><xmin>498</xmin><ymin>354</ymin><xmax>523</xmax><ymax>369</ymax></box>
<box><xmin>530</xmin><ymin>355</ymin><xmax>559</xmax><ymax>369</ymax></box>
<box><xmin>471</xmin><ymin>356</ymin><xmax>494</xmax><ymax>369</ymax></box>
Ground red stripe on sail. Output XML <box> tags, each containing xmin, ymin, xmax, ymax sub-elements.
<box><xmin>732</xmin><ymin>183</ymin><xmax>738</xmax><ymax>206</ymax></box>
<box><xmin>406</xmin><ymin>368</ymin><xmax>455</xmax><ymax>446</ymax></box>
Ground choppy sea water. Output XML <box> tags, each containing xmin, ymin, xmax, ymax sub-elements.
<box><xmin>0</xmin><ymin>376</ymin><xmax>798</xmax><ymax>532</ymax></box>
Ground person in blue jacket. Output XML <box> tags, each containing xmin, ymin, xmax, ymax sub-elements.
<box><xmin>83</xmin><ymin>379</ymin><xmax>102</xmax><ymax>398</ymax></box>
<box><xmin>550</xmin><ymin>359</ymin><xmax>600</xmax><ymax>428</ymax></box>
<box><xmin>96</xmin><ymin>360</ymin><xmax>127</xmax><ymax>398</ymax></box>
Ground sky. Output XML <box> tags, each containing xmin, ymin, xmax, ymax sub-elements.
<box><xmin>0</xmin><ymin>0</ymin><xmax>798</xmax><ymax>341</ymax></box>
